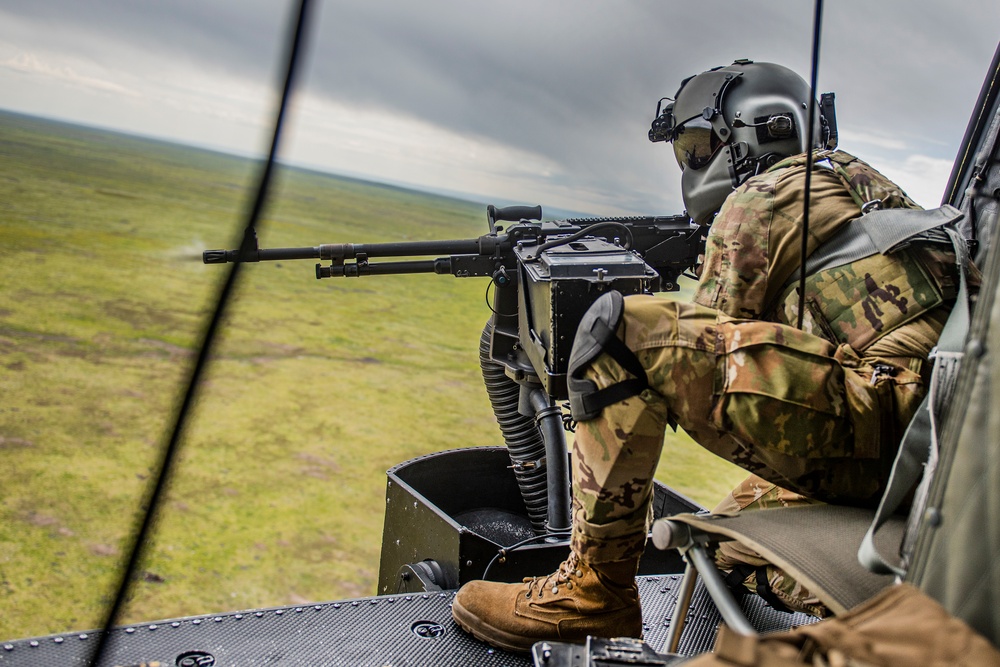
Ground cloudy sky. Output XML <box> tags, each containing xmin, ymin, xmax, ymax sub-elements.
<box><xmin>0</xmin><ymin>1</ymin><xmax>996</xmax><ymax>215</ymax></box>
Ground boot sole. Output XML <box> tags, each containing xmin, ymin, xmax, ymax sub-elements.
<box><xmin>451</xmin><ymin>596</ymin><xmax>538</xmax><ymax>653</ymax></box>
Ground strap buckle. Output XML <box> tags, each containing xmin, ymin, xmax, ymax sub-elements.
<box><xmin>861</xmin><ymin>199</ymin><xmax>883</xmax><ymax>214</ymax></box>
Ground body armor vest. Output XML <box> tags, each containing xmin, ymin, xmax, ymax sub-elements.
<box><xmin>772</xmin><ymin>245</ymin><xmax>954</xmax><ymax>357</ymax></box>
<box><xmin>768</xmin><ymin>152</ymin><xmax>959</xmax><ymax>361</ymax></box>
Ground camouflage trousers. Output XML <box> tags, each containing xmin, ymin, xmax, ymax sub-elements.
<box><xmin>710</xmin><ymin>475</ymin><xmax>830</xmax><ymax>617</ymax></box>
<box><xmin>569</xmin><ymin>296</ymin><xmax>925</xmax><ymax>575</ymax></box>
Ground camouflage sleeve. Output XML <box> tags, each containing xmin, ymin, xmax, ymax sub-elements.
<box><xmin>693</xmin><ymin>162</ymin><xmax>858</xmax><ymax>319</ymax></box>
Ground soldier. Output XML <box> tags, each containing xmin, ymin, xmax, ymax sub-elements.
<box><xmin>452</xmin><ymin>60</ymin><xmax>970</xmax><ymax>652</ymax></box>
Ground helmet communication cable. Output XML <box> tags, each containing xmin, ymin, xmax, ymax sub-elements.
<box><xmin>797</xmin><ymin>0</ymin><xmax>825</xmax><ymax>330</ymax></box>
<box><xmin>85</xmin><ymin>2</ymin><xmax>314</xmax><ymax>664</ymax></box>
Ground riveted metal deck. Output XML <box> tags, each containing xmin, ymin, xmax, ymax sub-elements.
<box><xmin>0</xmin><ymin>576</ymin><xmax>815</xmax><ymax>666</ymax></box>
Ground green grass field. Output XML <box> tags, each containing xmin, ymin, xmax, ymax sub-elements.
<box><xmin>0</xmin><ymin>111</ymin><xmax>747</xmax><ymax>639</ymax></box>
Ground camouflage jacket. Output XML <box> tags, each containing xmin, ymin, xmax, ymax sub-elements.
<box><xmin>693</xmin><ymin>150</ymin><xmax>958</xmax><ymax>364</ymax></box>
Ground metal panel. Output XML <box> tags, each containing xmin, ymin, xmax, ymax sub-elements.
<box><xmin>0</xmin><ymin>577</ymin><xmax>817</xmax><ymax>666</ymax></box>
<box><xmin>378</xmin><ymin>449</ymin><xmax>698</xmax><ymax>594</ymax></box>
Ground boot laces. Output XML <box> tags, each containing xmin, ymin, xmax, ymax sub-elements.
<box><xmin>524</xmin><ymin>552</ymin><xmax>584</xmax><ymax>598</ymax></box>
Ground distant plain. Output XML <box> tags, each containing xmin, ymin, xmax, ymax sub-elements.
<box><xmin>0</xmin><ymin>111</ymin><xmax>746</xmax><ymax>639</ymax></box>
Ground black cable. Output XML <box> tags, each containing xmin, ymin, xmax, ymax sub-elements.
<box><xmin>797</xmin><ymin>0</ymin><xmax>825</xmax><ymax>330</ymax></box>
<box><xmin>483</xmin><ymin>277</ymin><xmax>516</xmax><ymax>317</ymax></box>
<box><xmin>527</xmin><ymin>222</ymin><xmax>635</xmax><ymax>259</ymax></box>
<box><xmin>480</xmin><ymin>531</ymin><xmax>572</xmax><ymax>580</ymax></box>
<box><xmin>85</xmin><ymin>2</ymin><xmax>313</xmax><ymax>664</ymax></box>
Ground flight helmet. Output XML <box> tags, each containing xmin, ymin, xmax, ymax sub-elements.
<box><xmin>649</xmin><ymin>59</ymin><xmax>836</xmax><ymax>225</ymax></box>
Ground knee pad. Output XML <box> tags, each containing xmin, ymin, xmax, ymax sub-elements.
<box><xmin>567</xmin><ymin>291</ymin><xmax>649</xmax><ymax>421</ymax></box>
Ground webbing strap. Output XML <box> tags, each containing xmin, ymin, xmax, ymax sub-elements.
<box><xmin>857</xmin><ymin>394</ymin><xmax>931</xmax><ymax>577</ymax></box>
<box><xmin>858</xmin><ymin>225</ymin><xmax>972</xmax><ymax>577</ymax></box>
<box><xmin>723</xmin><ymin>563</ymin><xmax>755</xmax><ymax>594</ymax></box>
<box><xmin>796</xmin><ymin>205</ymin><xmax>964</xmax><ymax>283</ymax></box>
<box><xmin>577</xmin><ymin>319</ymin><xmax>650</xmax><ymax>418</ymax></box>
<box><xmin>721</xmin><ymin>563</ymin><xmax>792</xmax><ymax>613</ymax></box>
<box><xmin>753</xmin><ymin>565</ymin><xmax>794</xmax><ymax>614</ymax></box>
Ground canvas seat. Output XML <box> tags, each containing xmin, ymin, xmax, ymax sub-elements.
<box><xmin>660</xmin><ymin>505</ymin><xmax>903</xmax><ymax>615</ymax></box>
<box><xmin>650</xmin><ymin>505</ymin><xmax>902</xmax><ymax>652</ymax></box>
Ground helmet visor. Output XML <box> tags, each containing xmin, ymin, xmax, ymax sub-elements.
<box><xmin>671</xmin><ymin>117</ymin><xmax>723</xmax><ymax>171</ymax></box>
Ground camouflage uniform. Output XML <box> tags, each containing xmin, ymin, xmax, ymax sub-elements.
<box><xmin>710</xmin><ymin>475</ymin><xmax>829</xmax><ymax>616</ymax></box>
<box><xmin>570</xmin><ymin>151</ymin><xmax>967</xmax><ymax>612</ymax></box>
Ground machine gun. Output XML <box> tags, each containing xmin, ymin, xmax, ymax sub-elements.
<box><xmin>204</xmin><ymin>204</ymin><xmax>705</xmax><ymax>548</ymax></box>
<box><xmin>205</xmin><ymin>204</ymin><xmax>703</xmax><ymax>399</ymax></box>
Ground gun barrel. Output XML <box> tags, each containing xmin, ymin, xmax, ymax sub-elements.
<box><xmin>321</xmin><ymin>239</ymin><xmax>483</xmax><ymax>259</ymax></box>
<box><xmin>204</xmin><ymin>239</ymin><xmax>485</xmax><ymax>265</ymax></box>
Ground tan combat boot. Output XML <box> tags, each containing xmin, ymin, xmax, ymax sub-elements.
<box><xmin>451</xmin><ymin>551</ymin><xmax>642</xmax><ymax>653</ymax></box>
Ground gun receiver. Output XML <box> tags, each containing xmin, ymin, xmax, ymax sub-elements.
<box><xmin>204</xmin><ymin>204</ymin><xmax>704</xmax><ymax>399</ymax></box>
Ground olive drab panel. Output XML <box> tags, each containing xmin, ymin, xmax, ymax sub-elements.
<box><xmin>906</xmin><ymin>217</ymin><xmax>1000</xmax><ymax>646</ymax></box>
<box><xmin>905</xmin><ymin>51</ymin><xmax>1000</xmax><ymax>646</ymax></box>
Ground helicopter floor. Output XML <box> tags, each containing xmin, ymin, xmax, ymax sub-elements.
<box><xmin>0</xmin><ymin>575</ymin><xmax>816</xmax><ymax>666</ymax></box>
